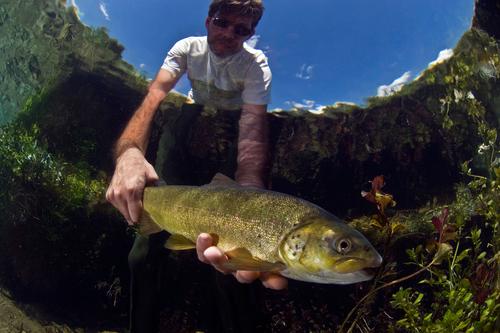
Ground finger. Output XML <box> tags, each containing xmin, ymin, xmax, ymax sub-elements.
<box><xmin>122</xmin><ymin>173</ymin><xmax>146</xmax><ymax>224</ymax></box>
<box><xmin>106</xmin><ymin>180</ymin><xmax>120</xmax><ymax>203</ymax></box>
<box><xmin>203</xmin><ymin>246</ymin><xmax>230</xmax><ymax>274</ymax></box>
<box><xmin>145</xmin><ymin>162</ymin><xmax>160</xmax><ymax>184</ymax></box>
<box><xmin>260</xmin><ymin>273</ymin><xmax>288</xmax><ymax>290</ymax></box>
<box><xmin>105</xmin><ymin>185</ymin><xmax>113</xmax><ymax>202</ymax></box>
<box><xmin>196</xmin><ymin>233</ymin><xmax>213</xmax><ymax>263</ymax></box>
<box><xmin>112</xmin><ymin>195</ymin><xmax>133</xmax><ymax>225</ymax></box>
<box><xmin>128</xmin><ymin>199</ymin><xmax>142</xmax><ymax>225</ymax></box>
<box><xmin>127</xmin><ymin>190</ymin><xmax>144</xmax><ymax>224</ymax></box>
<box><xmin>234</xmin><ymin>270</ymin><xmax>260</xmax><ymax>284</ymax></box>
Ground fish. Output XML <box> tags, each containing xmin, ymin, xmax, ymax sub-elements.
<box><xmin>139</xmin><ymin>174</ymin><xmax>383</xmax><ymax>284</ymax></box>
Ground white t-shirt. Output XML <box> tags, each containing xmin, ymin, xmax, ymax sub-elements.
<box><xmin>161</xmin><ymin>36</ymin><xmax>271</xmax><ymax>110</ymax></box>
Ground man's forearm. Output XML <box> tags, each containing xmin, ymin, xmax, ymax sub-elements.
<box><xmin>113</xmin><ymin>69</ymin><xmax>178</xmax><ymax>161</ymax></box>
<box><xmin>235</xmin><ymin>105</ymin><xmax>270</xmax><ymax>188</ymax></box>
<box><xmin>113</xmin><ymin>90</ymin><xmax>166</xmax><ymax>161</ymax></box>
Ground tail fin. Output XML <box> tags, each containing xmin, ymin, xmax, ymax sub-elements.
<box><xmin>138</xmin><ymin>210</ymin><xmax>162</xmax><ymax>236</ymax></box>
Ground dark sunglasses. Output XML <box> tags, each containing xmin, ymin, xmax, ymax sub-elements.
<box><xmin>211</xmin><ymin>17</ymin><xmax>253</xmax><ymax>37</ymax></box>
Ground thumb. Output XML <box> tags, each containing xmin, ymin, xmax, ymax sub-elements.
<box><xmin>144</xmin><ymin>161</ymin><xmax>160</xmax><ymax>184</ymax></box>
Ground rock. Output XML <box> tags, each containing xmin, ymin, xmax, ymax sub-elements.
<box><xmin>472</xmin><ymin>0</ymin><xmax>500</xmax><ymax>40</ymax></box>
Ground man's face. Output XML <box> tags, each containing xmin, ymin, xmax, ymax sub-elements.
<box><xmin>205</xmin><ymin>12</ymin><xmax>254</xmax><ymax>58</ymax></box>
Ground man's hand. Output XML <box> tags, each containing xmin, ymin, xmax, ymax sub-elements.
<box><xmin>106</xmin><ymin>147</ymin><xmax>159</xmax><ymax>225</ymax></box>
<box><xmin>196</xmin><ymin>233</ymin><xmax>288</xmax><ymax>290</ymax></box>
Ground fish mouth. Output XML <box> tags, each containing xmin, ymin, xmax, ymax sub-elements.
<box><xmin>333</xmin><ymin>252</ymin><xmax>383</xmax><ymax>273</ymax></box>
<box><xmin>333</xmin><ymin>257</ymin><xmax>380</xmax><ymax>274</ymax></box>
<box><xmin>281</xmin><ymin>267</ymin><xmax>375</xmax><ymax>285</ymax></box>
<box><xmin>280</xmin><ymin>258</ymin><xmax>382</xmax><ymax>284</ymax></box>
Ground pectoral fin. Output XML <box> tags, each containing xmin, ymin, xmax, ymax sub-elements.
<box><xmin>164</xmin><ymin>234</ymin><xmax>196</xmax><ymax>250</ymax></box>
<box><xmin>222</xmin><ymin>248</ymin><xmax>285</xmax><ymax>272</ymax></box>
<box><xmin>138</xmin><ymin>211</ymin><xmax>162</xmax><ymax>236</ymax></box>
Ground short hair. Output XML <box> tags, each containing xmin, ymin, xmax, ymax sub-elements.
<box><xmin>208</xmin><ymin>0</ymin><xmax>264</xmax><ymax>28</ymax></box>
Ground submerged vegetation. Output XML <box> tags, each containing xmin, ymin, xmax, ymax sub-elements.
<box><xmin>342</xmin><ymin>159</ymin><xmax>499</xmax><ymax>332</ymax></box>
<box><xmin>388</xmin><ymin>155</ymin><xmax>499</xmax><ymax>333</ymax></box>
<box><xmin>0</xmin><ymin>122</ymin><xmax>132</xmax><ymax>327</ymax></box>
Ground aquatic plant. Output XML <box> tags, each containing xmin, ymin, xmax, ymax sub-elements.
<box><xmin>340</xmin><ymin>31</ymin><xmax>499</xmax><ymax>331</ymax></box>
<box><xmin>340</xmin><ymin>140</ymin><xmax>499</xmax><ymax>332</ymax></box>
<box><xmin>389</xmin><ymin>159</ymin><xmax>499</xmax><ymax>333</ymax></box>
<box><xmin>0</xmin><ymin>122</ymin><xmax>132</xmax><ymax>321</ymax></box>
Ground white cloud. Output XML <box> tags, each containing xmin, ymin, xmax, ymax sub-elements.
<box><xmin>296</xmin><ymin>64</ymin><xmax>314</xmax><ymax>80</ymax></box>
<box><xmin>68</xmin><ymin>0</ymin><xmax>83</xmax><ymax>18</ymax></box>
<box><xmin>140</xmin><ymin>63</ymin><xmax>146</xmax><ymax>69</ymax></box>
<box><xmin>377</xmin><ymin>71</ymin><xmax>412</xmax><ymax>97</ymax></box>
<box><xmin>99</xmin><ymin>2</ymin><xmax>110</xmax><ymax>21</ymax></box>
<box><xmin>285</xmin><ymin>99</ymin><xmax>324</xmax><ymax>113</ymax></box>
<box><xmin>245</xmin><ymin>35</ymin><xmax>260</xmax><ymax>49</ymax></box>
<box><xmin>415</xmin><ymin>49</ymin><xmax>455</xmax><ymax>81</ymax></box>
<box><xmin>428</xmin><ymin>49</ymin><xmax>454</xmax><ymax>67</ymax></box>
<box><xmin>291</xmin><ymin>99</ymin><xmax>315</xmax><ymax>109</ymax></box>
<box><xmin>70</xmin><ymin>0</ymin><xmax>79</xmax><ymax>10</ymax></box>
<box><xmin>308</xmin><ymin>106</ymin><xmax>326</xmax><ymax>114</ymax></box>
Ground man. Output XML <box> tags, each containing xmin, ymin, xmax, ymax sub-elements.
<box><xmin>106</xmin><ymin>0</ymin><xmax>286</xmax><ymax>331</ymax></box>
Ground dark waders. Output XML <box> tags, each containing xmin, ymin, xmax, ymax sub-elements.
<box><xmin>128</xmin><ymin>233</ymin><xmax>262</xmax><ymax>332</ymax></box>
<box><xmin>128</xmin><ymin>233</ymin><xmax>167</xmax><ymax>333</ymax></box>
<box><xmin>128</xmin><ymin>104</ymin><xmax>263</xmax><ymax>332</ymax></box>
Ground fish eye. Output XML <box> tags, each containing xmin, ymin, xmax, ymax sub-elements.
<box><xmin>336</xmin><ymin>238</ymin><xmax>352</xmax><ymax>255</ymax></box>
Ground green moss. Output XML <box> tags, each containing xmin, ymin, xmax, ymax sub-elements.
<box><xmin>0</xmin><ymin>122</ymin><xmax>132</xmax><ymax>316</ymax></box>
<box><xmin>0</xmin><ymin>122</ymin><xmax>105</xmax><ymax>236</ymax></box>
<box><xmin>0</xmin><ymin>0</ymin><xmax>148</xmax><ymax>125</ymax></box>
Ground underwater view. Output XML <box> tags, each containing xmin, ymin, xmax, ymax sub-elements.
<box><xmin>0</xmin><ymin>0</ymin><xmax>498</xmax><ymax>332</ymax></box>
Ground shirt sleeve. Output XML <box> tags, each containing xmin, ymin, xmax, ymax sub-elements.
<box><xmin>242</xmin><ymin>52</ymin><xmax>272</xmax><ymax>105</ymax></box>
<box><xmin>161</xmin><ymin>38</ymin><xmax>190</xmax><ymax>78</ymax></box>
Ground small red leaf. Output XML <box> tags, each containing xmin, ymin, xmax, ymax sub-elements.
<box><xmin>371</xmin><ymin>175</ymin><xmax>385</xmax><ymax>193</ymax></box>
<box><xmin>432</xmin><ymin>207</ymin><xmax>449</xmax><ymax>236</ymax></box>
<box><xmin>361</xmin><ymin>191</ymin><xmax>377</xmax><ymax>204</ymax></box>
<box><xmin>432</xmin><ymin>216</ymin><xmax>443</xmax><ymax>234</ymax></box>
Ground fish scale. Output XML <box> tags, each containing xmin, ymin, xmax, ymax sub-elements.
<box><xmin>143</xmin><ymin>185</ymin><xmax>327</xmax><ymax>260</ymax></box>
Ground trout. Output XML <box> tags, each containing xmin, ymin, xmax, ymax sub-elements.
<box><xmin>139</xmin><ymin>174</ymin><xmax>382</xmax><ymax>284</ymax></box>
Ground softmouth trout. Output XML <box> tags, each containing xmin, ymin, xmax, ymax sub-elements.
<box><xmin>139</xmin><ymin>174</ymin><xmax>382</xmax><ymax>284</ymax></box>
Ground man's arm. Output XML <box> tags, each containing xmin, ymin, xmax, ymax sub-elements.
<box><xmin>234</xmin><ymin>104</ymin><xmax>269</xmax><ymax>189</ymax></box>
<box><xmin>106</xmin><ymin>69</ymin><xmax>179</xmax><ymax>224</ymax></box>
<box><xmin>196</xmin><ymin>104</ymin><xmax>288</xmax><ymax>290</ymax></box>
<box><xmin>114</xmin><ymin>69</ymin><xmax>179</xmax><ymax>157</ymax></box>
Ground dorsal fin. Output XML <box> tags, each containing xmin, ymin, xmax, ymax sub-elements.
<box><xmin>207</xmin><ymin>173</ymin><xmax>241</xmax><ymax>188</ymax></box>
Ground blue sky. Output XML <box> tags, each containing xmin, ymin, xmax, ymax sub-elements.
<box><xmin>69</xmin><ymin>0</ymin><xmax>474</xmax><ymax>110</ymax></box>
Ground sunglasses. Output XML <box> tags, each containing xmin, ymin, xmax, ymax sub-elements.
<box><xmin>211</xmin><ymin>17</ymin><xmax>253</xmax><ymax>37</ymax></box>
